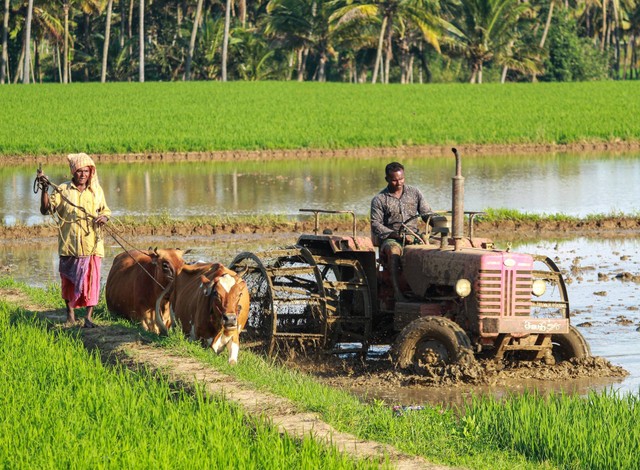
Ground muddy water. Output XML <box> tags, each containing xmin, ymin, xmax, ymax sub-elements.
<box><xmin>3</xmin><ymin>152</ymin><xmax>640</xmax><ymax>226</ymax></box>
<box><xmin>1</xmin><ymin>234</ymin><xmax>639</xmax><ymax>404</ymax></box>
<box><xmin>353</xmin><ymin>237</ymin><xmax>640</xmax><ymax>407</ymax></box>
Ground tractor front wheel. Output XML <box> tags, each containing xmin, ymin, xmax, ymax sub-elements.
<box><xmin>551</xmin><ymin>325</ymin><xmax>591</xmax><ymax>362</ymax></box>
<box><xmin>392</xmin><ymin>317</ymin><xmax>475</xmax><ymax>373</ymax></box>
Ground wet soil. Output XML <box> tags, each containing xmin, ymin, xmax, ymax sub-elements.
<box><xmin>2</xmin><ymin>217</ymin><xmax>640</xmax><ymax>242</ymax></box>
<box><xmin>3</xmin><ymin>140</ymin><xmax>640</xmax><ymax>166</ymax></box>
<box><xmin>286</xmin><ymin>352</ymin><xmax>627</xmax><ymax>392</ymax></box>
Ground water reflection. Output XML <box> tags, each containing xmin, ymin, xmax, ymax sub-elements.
<box><xmin>3</xmin><ymin>152</ymin><xmax>639</xmax><ymax>226</ymax></box>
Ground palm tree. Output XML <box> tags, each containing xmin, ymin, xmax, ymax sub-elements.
<box><xmin>330</xmin><ymin>0</ymin><xmax>443</xmax><ymax>84</ymax></box>
<box><xmin>264</xmin><ymin>0</ymin><xmax>338</xmax><ymax>81</ymax></box>
<box><xmin>448</xmin><ymin>0</ymin><xmax>531</xmax><ymax>83</ymax></box>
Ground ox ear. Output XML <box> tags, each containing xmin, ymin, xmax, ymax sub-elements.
<box><xmin>234</xmin><ymin>265</ymin><xmax>249</xmax><ymax>279</ymax></box>
<box><xmin>200</xmin><ymin>274</ymin><xmax>213</xmax><ymax>296</ymax></box>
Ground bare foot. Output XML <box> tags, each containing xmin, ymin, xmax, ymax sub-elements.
<box><xmin>83</xmin><ymin>318</ymin><xmax>97</xmax><ymax>329</ymax></box>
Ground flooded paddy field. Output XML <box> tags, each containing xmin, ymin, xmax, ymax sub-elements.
<box><xmin>2</xmin><ymin>233</ymin><xmax>639</xmax><ymax>406</ymax></box>
<box><xmin>2</xmin><ymin>151</ymin><xmax>639</xmax><ymax>406</ymax></box>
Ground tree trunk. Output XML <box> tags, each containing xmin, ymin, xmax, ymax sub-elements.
<box><xmin>539</xmin><ymin>0</ymin><xmax>554</xmax><ymax>49</ymax></box>
<box><xmin>408</xmin><ymin>55</ymin><xmax>414</xmax><ymax>83</ymax></box>
<box><xmin>296</xmin><ymin>47</ymin><xmax>305</xmax><ymax>81</ymax></box>
<box><xmin>222</xmin><ymin>0</ymin><xmax>231</xmax><ymax>81</ymax></box>
<box><xmin>128</xmin><ymin>0</ymin><xmax>134</xmax><ymax>63</ymax></box>
<box><xmin>384</xmin><ymin>14</ymin><xmax>393</xmax><ymax>84</ymax></box>
<box><xmin>631</xmin><ymin>35</ymin><xmax>637</xmax><ymax>79</ymax></box>
<box><xmin>139</xmin><ymin>0</ymin><xmax>144</xmax><ymax>82</ymax></box>
<box><xmin>185</xmin><ymin>0</ymin><xmax>204</xmax><ymax>81</ymax></box>
<box><xmin>101</xmin><ymin>0</ymin><xmax>114</xmax><ymax>83</ymax></box>
<box><xmin>34</xmin><ymin>37</ymin><xmax>40</xmax><ymax>82</ymax></box>
<box><xmin>470</xmin><ymin>63</ymin><xmax>478</xmax><ymax>83</ymax></box>
<box><xmin>83</xmin><ymin>13</ymin><xmax>90</xmax><ymax>81</ymax></box>
<box><xmin>239</xmin><ymin>0</ymin><xmax>246</xmax><ymax>27</ymax></box>
<box><xmin>600</xmin><ymin>0</ymin><xmax>607</xmax><ymax>51</ymax></box>
<box><xmin>120</xmin><ymin>0</ymin><xmax>126</xmax><ymax>48</ymax></box>
<box><xmin>372</xmin><ymin>16</ymin><xmax>387</xmax><ymax>84</ymax></box>
<box><xmin>23</xmin><ymin>0</ymin><xmax>34</xmax><ymax>83</ymax></box>
<box><xmin>64</xmin><ymin>2</ymin><xmax>69</xmax><ymax>83</ymax></box>
<box><xmin>315</xmin><ymin>52</ymin><xmax>326</xmax><ymax>82</ymax></box>
<box><xmin>1</xmin><ymin>0</ymin><xmax>9</xmax><ymax>84</ymax></box>
<box><xmin>56</xmin><ymin>44</ymin><xmax>62</xmax><ymax>83</ymax></box>
<box><xmin>399</xmin><ymin>36</ymin><xmax>409</xmax><ymax>84</ymax></box>
<box><xmin>13</xmin><ymin>40</ymin><xmax>23</xmax><ymax>83</ymax></box>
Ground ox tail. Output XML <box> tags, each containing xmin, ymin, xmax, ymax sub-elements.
<box><xmin>154</xmin><ymin>281</ymin><xmax>174</xmax><ymax>335</ymax></box>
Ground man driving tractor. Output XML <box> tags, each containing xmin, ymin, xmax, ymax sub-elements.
<box><xmin>370</xmin><ymin>162</ymin><xmax>432</xmax><ymax>302</ymax></box>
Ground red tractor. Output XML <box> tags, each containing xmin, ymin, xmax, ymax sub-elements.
<box><xmin>231</xmin><ymin>149</ymin><xmax>590</xmax><ymax>370</ymax></box>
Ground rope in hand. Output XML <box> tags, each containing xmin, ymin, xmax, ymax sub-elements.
<box><xmin>33</xmin><ymin>165</ymin><xmax>51</xmax><ymax>195</ymax></box>
<box><xmin>33</xmin><ymin>165</ymin><xmax>167</xmax><ymax>290</ymax></box>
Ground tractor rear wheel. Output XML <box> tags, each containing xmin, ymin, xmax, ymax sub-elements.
<box><xmin>551</xmin><ymin>325</ymin><xmax>591</xmax><ymax>362</ymax></box>
<box><xmin>392</xmin><ymin>317</ymin><xmax>475</xmax><ymax>373</ymax></box>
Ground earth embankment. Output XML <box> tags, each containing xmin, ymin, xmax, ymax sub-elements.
<box><xmin>2</xmin><ymin>140</ymin><xmax>640</xmax><ymax>166</ymax></box>
<box><xmin>2</xmin><ymin>217</ymin><xmax>639</xmax><ymax>242</ymax></box>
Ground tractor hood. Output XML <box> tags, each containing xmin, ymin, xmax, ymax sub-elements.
<box><xmin>402</xmin><ymin>245</ymin><xmax>534</xmax><ymax>298</ymax></box>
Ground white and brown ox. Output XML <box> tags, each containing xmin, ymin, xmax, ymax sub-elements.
<box><xmin>170</xmin><ymin>263</ymin><xmax>250</xmax><ymax>365</ymax></box>
<box><xmin>105</xmin><ymin>248</ymin><xmax>189</xmax><ymax>334</ymax></box>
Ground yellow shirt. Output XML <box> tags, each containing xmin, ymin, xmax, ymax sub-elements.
<box><xmin>49</xmin><ymin>181</ymin><xmax>111</xmax><ymax>257</ymax></box>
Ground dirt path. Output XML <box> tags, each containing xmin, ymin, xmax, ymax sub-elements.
<box><xmin>1</xmin><ymin>288</ymin><xmax>451</xmax><ymax>470</ymax></box>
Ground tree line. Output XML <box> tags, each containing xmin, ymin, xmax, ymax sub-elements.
<box><xmin>1</xmin><ymin>0</ymin><xmax>638</xmax><ymax>85</ymax></box>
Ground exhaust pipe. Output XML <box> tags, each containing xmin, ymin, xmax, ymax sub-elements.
<box><xmin>451</xmin><ymin>148</ymin><xmax>464</xmax><ymax>251</ymax></box>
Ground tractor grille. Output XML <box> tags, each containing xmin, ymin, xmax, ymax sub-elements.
<box><xmin>477</xmin><ymin>269</ymin><xmax>532</xmax><ymax>316</ymax></box>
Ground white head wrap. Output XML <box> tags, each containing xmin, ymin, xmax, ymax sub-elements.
<box><xmin>67</xmin><ymin>153</ymin><xmax>100</xmax><ymax>190</ymax></box>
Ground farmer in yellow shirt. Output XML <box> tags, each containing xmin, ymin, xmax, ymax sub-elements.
<box><xmin>39</xmin><ymin>153</ymin><xmax>111</xmax><ymax>328</ymax></box>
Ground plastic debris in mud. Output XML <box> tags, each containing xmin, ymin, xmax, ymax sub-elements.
<box><xmin>392</xmin><ymin>405</ymin><xmax>424</xmax><ymax>416</ymax></box>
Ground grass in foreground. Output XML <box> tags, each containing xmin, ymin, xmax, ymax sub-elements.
<box><xmin>3</xmin><ymin>278</ymin><xmax>639</xmax><ymax>469</ymax></box>
<box><xmin>1</xmin><ymin>81</ymin><xmax>640</xmax><ymax>156</ymax></box>
<box><xmin>0</xmin><ymin>301</ymin><xmax>379</xmax><ymax>469</ymax></box>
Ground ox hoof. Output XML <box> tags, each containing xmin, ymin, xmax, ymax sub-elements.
<box><xmin>228</xmin><ymin>359</ymin><xmax>237</xmax><ymax>366</ymax></box>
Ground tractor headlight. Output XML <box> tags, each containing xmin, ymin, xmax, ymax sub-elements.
<box><xmin>455</xmin><ymin>279</ymin><xmax>472</xmax><ymax>298</ymax></box>
<box><xmin>532</xmin><ymin>279</ymin><xmax>547</xmax><ymax>297</ymax></box>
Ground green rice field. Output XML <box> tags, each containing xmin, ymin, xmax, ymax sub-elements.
<box><xmin>0</xmin><ymin>300</ymin><xmax>377</xmax><ymax>469</ymax></box>
<box><xmin>2</xmin><ymin>278</ymin><xmax>639</xmax><ymax>469</ymax></box>
<box><xmin>1</xmin><ymin>81</ymin><xmax>639</xmax><ymax>156</ymax></box>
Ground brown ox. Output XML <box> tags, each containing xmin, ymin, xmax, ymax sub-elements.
<box><xmin>170</xmin><ymin>263</ymin><xmax>250</xmax><ymax>365</ymax></box>
<box><xmin>105</xmin><ymin>248</ymin><xmax>188</xmax><ymax>334</ymax></box>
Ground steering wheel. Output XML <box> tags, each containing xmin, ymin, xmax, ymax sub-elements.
<box><xmin>397</xmin><ymin>212</ymin><xmax>434</xmax><ymax>245</ymax></box>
